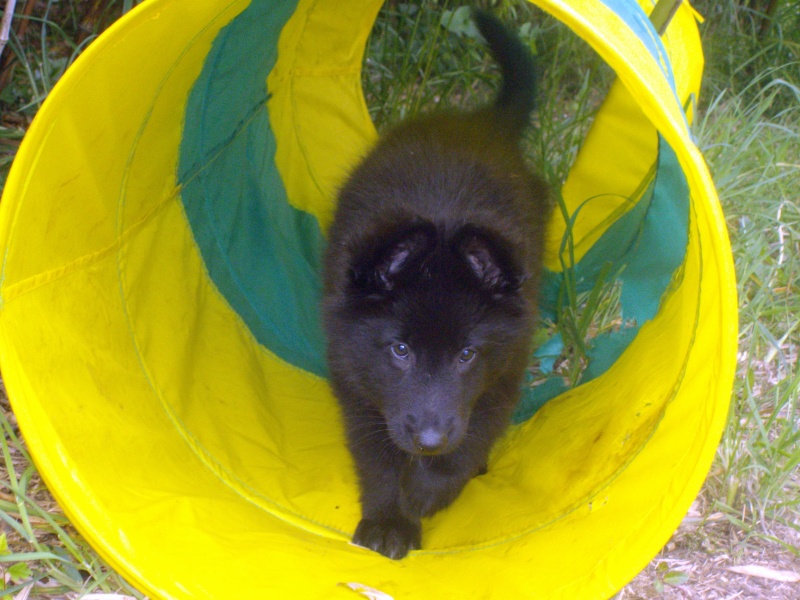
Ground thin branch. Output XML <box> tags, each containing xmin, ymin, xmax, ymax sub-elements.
<box><xmin>0</xmin><ymin>0</ymin><xmax>18</xmax><ymax>60</ymax></box>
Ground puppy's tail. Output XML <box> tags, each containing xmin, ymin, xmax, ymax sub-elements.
<box><xmin>473</xmin><ymin>9</ymin><xmax>537</xmax><ymax>132</ymax></box>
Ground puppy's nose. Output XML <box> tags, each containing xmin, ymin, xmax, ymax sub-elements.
<box><xmin>412</xmin><ymin>428</ymin><xmax>448</xmax><ymax>455</ymax></box>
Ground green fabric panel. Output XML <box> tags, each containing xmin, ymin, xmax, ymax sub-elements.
<box><xmin>513</xmin><ymin>136</ymin><xmax>689</xmax><ymax>423</ymax></box>
<box><xmin>583</xmin><ymin>327</ymin><xmax>641</xmax><ymax>380</ymax></box>
<box><xmin>178</xmin><ymin>0</ymin><xmax>328</xmax><ymax>377</ymax></box>
<box><xmin>618</xmin><ymin>137</ymin><xmax>690</xmax><ymax>323</ymax></box>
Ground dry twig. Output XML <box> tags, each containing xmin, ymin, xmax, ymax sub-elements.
<box><xmin>0</xmin><ymin>0</ymin><xmax>17</xmax><ymax>60</ymax></box>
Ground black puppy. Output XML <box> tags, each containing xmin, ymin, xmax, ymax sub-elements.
<box><xmin>322</xmin><ymin>10</ymin><xmax>551</xmax><ymax>560</ymax></box>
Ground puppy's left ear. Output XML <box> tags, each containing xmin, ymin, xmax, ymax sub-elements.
<box><xmin>454</xmin><ymin>226</ymin><xmax>523</xmax><ymax>295</ymax></box>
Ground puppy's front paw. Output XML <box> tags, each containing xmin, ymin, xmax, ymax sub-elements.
<box><xmin>352</xmin><ymin>517</ymin><xmax>421</xmax><ymax>560</ymax></box>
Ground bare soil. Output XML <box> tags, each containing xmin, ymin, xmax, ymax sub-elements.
<box><xmin>620</xmin><ymin>501</ymin><xmax>800</xmax><ymax>599</ymax></box>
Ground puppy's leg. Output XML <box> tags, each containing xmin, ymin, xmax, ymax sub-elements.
<box><xmin>344</xmin><ymin>407</ymin><xmax>422</xmax><ymax>560</ymax></box>
<box><xmin>399</xmin><ymin>447</ymin><xmax>488</xmax><ymax>519</ymax></box>
<box><xmin>352</xmin><ymin>467</ymin><xmax>422</xmax><ymax>560</ymax></box>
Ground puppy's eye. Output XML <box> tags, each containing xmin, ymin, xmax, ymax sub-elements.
<box><xmin>459</xmin><ymin>348</ymin><xmax>477</xmax><ymax>363</ymax></box>
<box><xmin>390</xmin><ymin>343</ymin><xmax>411</xmax><ymax>360</ymax></box>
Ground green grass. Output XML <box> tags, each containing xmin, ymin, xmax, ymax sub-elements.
<box><xmin>363</xmin><ymin>1</ymin><xmax>496</xmax><ymax>126</ymax></box>
<box><xmin>1</xmin><ymin>0</ymin><xmax>799</xmax><ymax>597</ymax></box>
<box><xmin>689</xmin><ymin>1</ymin><xmax>800</xmax><ymax>554</ymax></box>
<box><xmin>696</xmin><ymin>69</ymin><xmax>800</xmax><ymax>552</ymax></box>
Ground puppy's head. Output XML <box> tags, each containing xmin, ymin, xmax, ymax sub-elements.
<box><xmin>339</xmin><ymin>222</ymin><xmax>531</xmax><ymax>456</ymax></box>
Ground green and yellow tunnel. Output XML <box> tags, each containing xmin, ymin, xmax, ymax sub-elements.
<box><xmin>0</xmin><ymin>0</ymin><xmax>737</xmax><ymax>597</ymax></box>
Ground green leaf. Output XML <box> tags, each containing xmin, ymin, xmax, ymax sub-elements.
<box><xmin>7</xmin><ymin>561</ymin><xmax>32</xmax><ymax>583</ymax></box>
<box><xmin>517</xmin><ymin>22</ymin><xmax>538</xmax><ymax>54</ymax></box>
<box><xmin>0</xmin><ymin>551</ymin><xmax>69</xmax><ymax>563</ymax></box>
<box><xmin>663</xmin><ymin>570</ymin><xmax>690</xmax><ymax>586</ymax></box>
<box><xmin>50</xmin><ymin>546</ymin><xmax>84</xmax><ymax>584</ymax></box>
<box><xmin>397</xmin><ymin>3</ymin><xmax>419</xmax><ymax>16</ymax></box>
<box><xmin>0</xmin><ymin>533</ymin><xmax>7</xmax><ymax>554</ymax></box>
<box><xmin>653</xmin><ymin>578</ymin><xmax>664</xmax><ymax>594</ymax></box>
<box><xmin>440</xmin><ymin>7</ymin><xmax>481</xmax><ymax>39</ymax></box>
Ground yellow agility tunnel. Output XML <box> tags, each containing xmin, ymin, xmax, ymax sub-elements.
<box><xmin>0</xmin><ymin>0</ymin><xmax>737</xmax><ymax>598</ymax></box>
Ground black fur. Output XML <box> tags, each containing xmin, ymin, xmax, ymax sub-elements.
<box><xmin>322</xmin><ymin>10</ymin><xmax>551</xmax><ymax>560</ymax></box>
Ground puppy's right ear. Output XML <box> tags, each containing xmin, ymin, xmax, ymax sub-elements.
<box><xmin>350</xmin><ymin>224</ymin><xmax>434</xmax><ymax>296</ymax></box>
